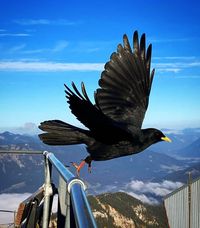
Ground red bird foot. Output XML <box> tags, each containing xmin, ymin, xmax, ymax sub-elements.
<box><xmin>71</xmin><ymin>156</ymin><xmax>92</xmax><ymax>176</ymax></box>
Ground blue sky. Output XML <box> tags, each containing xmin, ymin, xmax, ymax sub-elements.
<box><xmin>0</xmin><ymin>0</ymin><xmax>200</xmax><ymax>134</ymax></box>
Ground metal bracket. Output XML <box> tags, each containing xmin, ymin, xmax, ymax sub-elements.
<box><xmin>67</xmin><ymin>178</ymin><xmax>86</xmax><ymax>193</ymax></box>
<box><xmin>43</xmin><ymin>150</ymin><xmax>52</xmax><ymax>158</ymax></box>
<box><xmin>44</xmin><ymin>183</ymin><xmax>53</xmax><ymax>197</ymax></box>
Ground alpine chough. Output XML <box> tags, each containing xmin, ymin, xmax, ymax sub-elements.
<box><xmin>39</xmin><ymin>31</ymin><xmax>171</xmax><ymax>175</ymax></box>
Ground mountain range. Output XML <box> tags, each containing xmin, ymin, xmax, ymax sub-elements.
<box><xmin>0</xmin><ymin>128</ymin><xmax>199</xmax><ymax>204</ymax></box>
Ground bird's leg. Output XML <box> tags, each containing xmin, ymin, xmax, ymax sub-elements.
<box><xmin>71</xmin><ymin>160</ymin><xmax>86</xmax><ymax>176</ymax></box>
<box><xmin>71</xmin><ymin>156</ymin><xmax>93</xmax><ymax>176</ymax></box>
<box><xmin>88</xmin><ymin>160</ymin><xmax>92</xmax><ymax>173</ymax></box>
<box><xmin>85</xmin><ymin>156</ymin><xmax>93</xmax><ymax>173</ymax></box>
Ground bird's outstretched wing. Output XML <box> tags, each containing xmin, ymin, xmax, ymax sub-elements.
<box><xmin>95</xmin><ymin>31</ymin><xmax>155</xmax><ymax>129</ymax></box>
<box><xmin>64</xmin><ymin>82</ymin><xmax>107</xmax><ymax>131</ymax></box>
<box><xmin>65</xmin><ymin>82</ymin><xmax>131</xmax><ymax>143</ymax></box>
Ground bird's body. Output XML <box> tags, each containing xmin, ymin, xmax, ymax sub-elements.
<box><xmin>39</xmin><ymin>31</ymin><xmax>171</xmax><ymax>174</ymax></box>
<box><xmin>86</xmin><ymin>133</ymin><xmax>154</xmax><ymax>161</ymax></box>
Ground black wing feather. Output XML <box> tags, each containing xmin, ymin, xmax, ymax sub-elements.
<box><xmin>64</xmin><ymin>83</ymin><xmax>103</xmax><ymax>131</ymax></box>
<box><xmin>95</xmin><ymin>31</ymin><xmax>155</xmax><ymax>129</ymax></box>
<box><xmin>64</xmin><ymin>82</ymin><xmax>133</xmax><ymax>143</ymax></box>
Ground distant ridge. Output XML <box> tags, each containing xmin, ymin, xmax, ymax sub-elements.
<box><xmin>0</xmin><ymin>130</ymin><xmax>199</xmax><ymax>204</ymax></box>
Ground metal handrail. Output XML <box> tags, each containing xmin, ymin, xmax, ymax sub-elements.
<box><xmin>0</xmin><ymin>150</ymin><xmax>43</xmax><ymax>154</ymax></box>
<box><xmin>43</xmin><ymin>151</ymin><xmax>97</xmax><ymax>228</ymax></box>
<box><xmin>0</xmin><ymin>150</ymin><xmax>97</xmax><ymax>227</ymax></box>
<box><xmin>0</xmin><ymin>210</ymin><xmax>16</xmax><ymax>226</ymax></box>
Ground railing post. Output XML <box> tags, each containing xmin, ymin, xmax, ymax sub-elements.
<box><xmin>43</xmin><ymin>151</ymin><xmax>97</xmax><ymax>228</ymax></box>
<box><xmin>42</xmin><ymin>151</ymin><xmax>53</xmax><ymax>228</ymax></box>
<box><xmin>14</xmin><ymin>210</ymin><xmax>16</xmax><ymax>226</ymax></box>
<box><xmin>69</xmin><ymin>183</ymin><xmax>97</xmax><ymax>228</ymax></box>
<box><xmin>65</xmin><ymin>184</ymin><xmax>71</xmax><ymax>228</ymax></box>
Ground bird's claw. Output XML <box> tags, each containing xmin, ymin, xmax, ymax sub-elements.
<box><xmin>70</xmin><ymin>162</ymin><xmax>79</xmax><ymax>169</ymax></box>
<box><xmin>70</xmin><ymin>160</ymin><xmax>92</xmax><ymax>176</ymax></box>
<box><xmin>70</xmin><ymin>160</ymin><xmax>86</xmax><ymax>177</ymax></box>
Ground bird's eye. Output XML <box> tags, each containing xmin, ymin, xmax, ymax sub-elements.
<box><xmin>155</xmin><ymin>131</ymin><xmax>162</xmax><ymax>139</ymax></box>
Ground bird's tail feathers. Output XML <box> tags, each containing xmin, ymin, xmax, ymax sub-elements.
<box><xmin>38</xmin><ymin>120</ymin><xmax>90</xmax><ymax>145</ymax></box>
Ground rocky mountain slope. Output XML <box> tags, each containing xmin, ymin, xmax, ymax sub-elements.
<box><xmin>88</xmin><ymin>192</ymin><xmax>168</xmax><ymax>228</ymax></box>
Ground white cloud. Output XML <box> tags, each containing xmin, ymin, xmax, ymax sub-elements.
<box><xmin>157</xmin><ymin>68</ymin><xmax>181</xmax><ymax>73</ymax></box>
<box><xmin>17</xmin><ymin>122</ymin><xmax>39</xmax><ymax>134</ymax></box>
<box><xmin>6</xmin><ymin>40</ymin><xmax>68</xmax><ymax>55</ymax></box>
<box><xmin>0</xmin><ymin>33</ymin><xmax>30</xmax><ymax>37</ymax></box>
<box><xmin>15</xmin><ymin>19</ymin><xmax>51</xmax><ymax>25</ymax></box>
<box><xmin>161</xmin><ymin>180</ymin><xmax>183</xmax><ymax>189</ymax></box>
<box><xmin>152</xmin><ymin>60</ymin><xmax>200</xmax><ymax>75</ymax></box>
<box><xmin>125</xmin><ymin>180</ymin><xmax>183</xmax><ymax>197</ymax></box>
<box><xmin>125</xmin><ymin>191</ymin><xmax>159</xmax><ymax>205</ymax></box>
<box><xmin>14</xmin><ymin>19</ymin><xmax>79</xmax><ymax>26</ymax></box>
<box><xmin>22</xmin><ymin>49</ymin><xmax>45</xmax><ymax>54</ymax></box>
<box><xmin>150</xmin><ymin>38</ymin><xmax>190</xmax><ymax>43</ymax></box>
<box><xmin>0</xmin><ymin>122</ymin><xmax>39</xmax><ymax>135</ymax></box>
<box><xmin>161</xmin><ymin>129</ymin><xmax>183</xmax><ymax>134</ymax></box>
<box><xmin>0</xmin><ymin>193</ymin><xmax>58</xmax><ymax>224</ymax></box>
<box><xmin>188</xmin><ymin>61</ymin><xmax>200</xmax><ymax>67</ymax></box>
<box><xmin>153</xmin><ymin>56</ymin><xmax>196</xmax><ymax>60</ymax></box>
<box><xmin>154</xmin><ymin>61</ymin><xmax>200</xmax><ymax>69</ymax></box>
<box><xmin>52</xmin><ymin>40</ymin><xmax>69</xmax><ymax>52</ymax></box>
<box><xmin>160</xmin><ymin>164</ymin><xmax>184</xmax><ymax>173</ymax></box>
<box><xmin>0</xmin><ymin>193</ymin><xmax>31</xmax><ymax>224</ymax></box>
<box><xmin>1</xmin><ymin>58</ymin><xmax>200</xmax><ymax>73</ymax></box>
<box><xmin>8</xmin><ymin>44</ymin><xmax>27</xmax><ymax>53</ymax></box>
<box><xmin>0</xmin><ymin>61</ymin><xmax>104</xmax><ymax>72</ymax></box>
<box><xmin>175</xmin><ymin>75</ymin><xmax>200</xmax><ymax>79</ymax></box>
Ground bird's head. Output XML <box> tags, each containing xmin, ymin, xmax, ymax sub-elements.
<box><xmin>143</xmin><ymin>128</ymin><xmax>172</xmax><ymax>145</ymax></box>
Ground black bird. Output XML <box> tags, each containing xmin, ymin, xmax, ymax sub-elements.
<box><xmin>39</xmin><ymin>31</ymin><xmax>171</xmax><ymax>175</ymax></box>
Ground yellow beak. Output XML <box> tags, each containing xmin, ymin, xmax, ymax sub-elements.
<box><xmin>161</xmin><ymin>136</ymin><xmax>172</xmax><ymax>143</ymax></box>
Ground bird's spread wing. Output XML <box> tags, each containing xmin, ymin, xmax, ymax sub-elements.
<box><xmin>95</xmin><ymin>31</ymin><xmax>155</xmax><ymax>129</ymax></box>
<box><xmin>65</xmin><ymin>82</ymin><xmax>106</xmax><ymax>131</ymax></box>
<box><xmin>65</xmin><ymin>82</ymin><xmax>132</xmax><ymax>143</ymax></box>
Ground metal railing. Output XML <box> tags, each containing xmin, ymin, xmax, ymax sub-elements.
<box><xmin>0</xmin><ymin>210</ymin><xmax>16</xmax><ymax>227</ymax></box>
<box><xmin>0</xmin><ymin>150</ymin><xmax>97</xmax><ymax>228</ymax></box>
<box><xmin>43</xmin><ymin>151</ymin><xmax>97</xmax><ymax>228</ymax></box>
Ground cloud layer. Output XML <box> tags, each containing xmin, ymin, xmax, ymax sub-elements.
<box><xmin>0</xmin><ymin>193</ymin><xmax>31</xmax><ymax>223</ymax></box>
<box><xmin>13</xmin><ymin>19</ymin><xmax>79</xmax><ymax>26</ymax></box>
<box><xmin>124</xmin><ymin>180</ymin><xmax>183</xmax><ymax>204</ymax></box>
<box><xmin>0</xmin><ymin>193</ymin><xmax>58</xmax><ymax>224</ymax></box>
<box><xmin>88</xmin><ymin>179</ymin><xmax>184</xmax><ymax>205</ymax></box>
<box><xmin>0</xmin><ymin>61</ymin><xmax>104</xmax><ymax>72</ymax></box>
<box><xmin>0</xmin><ymin>33</ymin><xmax>30</xmax><ymax>37</ymax></box>
<box><xmin>126</xmin><ymin>180</ymin><xmax>183</xmax><ymax>196</ymax></box>
<box><xmin>0</xmin><ymin>59</ymin><xmax>199</xmax><ymax>77</ymax></box>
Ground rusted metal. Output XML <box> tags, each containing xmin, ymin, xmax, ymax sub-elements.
<box><xmin>15</xmin><ymin>186</ymin><xmax>44</xmax><ymax>227</ymax></box>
